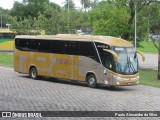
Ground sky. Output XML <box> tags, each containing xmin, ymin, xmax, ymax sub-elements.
<box><xmin>0</xmin><ymin>0</ymin><xmax>81</xmax><ymax>10</ymax></box>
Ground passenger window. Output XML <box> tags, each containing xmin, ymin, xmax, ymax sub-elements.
<box><xmin>38</xmin><ymin>40</ymin><xmax>51</xmax><ymax>53</ymax></box>
<box><xmin>79</xmin><ymin>42</ymin><xmax>99</xmax><ymax>62</ymax></box>
<box><xmin>28</xmin><ymin>39</ymin><xmax>38</xmax><ymax>51</ymax></box>
<box><xmin>79</xmin><ymin>42</ymin><xmax>93</xmax><ymax>57</ymax></box>
<box><xmin>52</xmin><ymin>40</ymin><xmax>66</xmax><ymax>54</ymax></box>
<box><xmin>65</xmin><ymin>41</ymin><xmax>79</xmax><ymax>55</ymax></box>
<box><xmin>52</xmin><ymin>40</ymin><xmax>79</xmax><ymax>55</ymax></box>
<box><xmin>15</xmin><ymin>39</ymin><xmax>29</xmax><ymax>51</ymax></box>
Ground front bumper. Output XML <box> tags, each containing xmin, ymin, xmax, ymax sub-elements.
<box><xmin>114</xmin><ymin>75</ymin><xmax>139</xmax><ymax>86</ymax></box>
<box><xmin>104</xmin><ymin>75</ymin><xmax>139</xmax><ymax>86</ymax></box>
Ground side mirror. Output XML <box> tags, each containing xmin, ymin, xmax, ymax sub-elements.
<box><xmin>136</xmin><ymin>50</ymin><xmax>145</xmax><ymax>62</ymax></box>
<box><xmin>103</xmin><ymin>49</ymin><xmax>118</xmax><ymax>62</ymax></box>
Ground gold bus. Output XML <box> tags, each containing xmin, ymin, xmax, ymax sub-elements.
<box><xmin>14</xmin><ymin>34</ymin><xmax>145</xmax><ymax>87</ymax></box>
<box><xmin>0</xmin><ymin>29</ymin><xmax>16</xmax><ymax>51</ymax></box>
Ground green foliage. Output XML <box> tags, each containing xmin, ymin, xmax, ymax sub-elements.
<box><xmin>11</xmin><ymin>16</ymin><xmax>34</xmax><ymax>34</ymax></box>
<box><xmin>137</xmin><ymin>41</ymin><xmax>158</xmax><ymax>53</ymax></box>
<box><xmin>130</xmin><ymin>6</ymin><xmax>150</xmax><ymax>42</ymax></box>
<box><xmin>89</xmin><ymin>1</ymin><xmax>130</xmax><ymax>37</ymax></box>
<box><xmin>63</xmin><ymin>0</ymin><xmax>75</xmax><ymax>10</ymax></box>
<box><xmin>80</xmin><ymin>0</ymin><xmax>92</xmax><ymax>11</ymax></box>
<box><xmin>10</xmin><ymin>0</ymin><xmax>50</xmax><ymax>19</ymax></box>
<box><xmin>1</xmin><ymin>0</ymin><xmax>160</xmax><ymax>43</ymax></box>
<box><xmin>0</xmin><ymin>8</ymin><xmax>16</xmax><ymax>28</ymax></box>
<box><xmin>7</xmin><ymin>0</ymin><xmax>87</xmax><ymax>35</ymax></box>
<box><xmin>0</xmin><ymin>53</ymin><xmax>13</xmax><ymax>67</ymax></box>
<box><xmin>140</xmin><ymin>69</ymin><xmax>160</xmax><ymax>87</ymax></box>
<box><xmin>149</xmin><ymin>3</ymin><xmax>160</xmax><ymax>33</ymax></box>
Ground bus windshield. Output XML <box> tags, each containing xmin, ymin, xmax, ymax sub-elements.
<box><xmin>113</xmin><ymin>47</ymin><xmax>138</xmax><ymax>75</ymax></box>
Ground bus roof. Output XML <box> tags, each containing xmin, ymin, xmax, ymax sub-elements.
<box><xmin>15</xmin><ymin>34</ymin><xmax>133</xmax><ymax>47</ymax></box>
<box><xmin>0</xmin><ymin>29</ymin><xmax>15</xmax><ymax>33</ymax></box>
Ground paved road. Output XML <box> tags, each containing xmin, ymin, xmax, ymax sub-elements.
<box><xmin>0</xmin><ymin>66</ymin><xmax>160</xmax><ymax>120</ymax></box>
<box><xmin>138</xmin><ymin>53</ymin><xmax>158</xmax><ymax>70</ymax></box>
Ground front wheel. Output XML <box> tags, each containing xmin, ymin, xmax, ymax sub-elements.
<box><xmin>87</xmin><ymin>74</ymin><xmax>97</xmax><ymax>88</ymax></box>
<box><xmin>29</xmin><ymin>67</ymin><xmax>38</xmax><ymax>80</ymax></box>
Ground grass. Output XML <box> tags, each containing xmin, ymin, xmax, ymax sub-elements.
<box><xmin>0</xmin><ymin>39</ymin><xmax>13</xmax><ymax>43</ymax></box>
<box><xmin>0</xmin><ymin>41</ymin><xmax>14</xmax><ymax>50</ymax></box>
<box><xmin>139</xmin><ymin>69</ymin><xmax>160</xmax><ymax>87</ymax></box>
<box><xmin>137</xmin><ymin>41</ymin><xmax>158</xmax><ymax>53</ymax></box>
<box><xmin>0</xmin><ymin>53</ymin><xmax>13</xmax><ymax>67</ymax></box>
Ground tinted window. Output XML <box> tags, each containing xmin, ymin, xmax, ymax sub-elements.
<box><xmin>52</xmin><ymin>40</ymin><xmax>66</xmax><ymax>54</ymax></box>
<box><xmin>15</xmin><ymin>39</ymin><xmax>52</xmax><ymax>52</ymax></box>
<box><xmin>16</xmin><ymin>39</ymin><xmax>38</xmax><ymax>51</ymax></box>
<box><xmin>95</xmin><ymin>42</ymin><xmax>110</xmax><ymax>61</ymax></box>
<box><xmin>52</xmin><ymin>40</ymin><xmax>79</xmax><ymax>55</ymax></box>
<box><xmin>28</xmin><ymin>39</ymin><xmax>38</xmax><ymax>51</ymax></box>
<box><xmin>15</xmin><ymin>39</ymin><xmax>30</xmax><ymax>51</ymax></box>
<box><xmin>79</xmin><ymin>42</ymin><xmax>99</xmax><ymax>62</ymax></box>
<box><xmin>65</xmin><ymin>41</ymin><xmax>79</xmax><ymax>55</ymax></box>
<box><xmin>79</xmin><ymin>42</ymin><xmax>94</xmax><ymax>56</ymax></box>
<box><xmin>103</xmin><ymin>52</ymin><xmax>114</xmax><ymax>70</ymax></box>
<box><xmin>38</xmin><ymin>40</ymin><xmax>51</xmax><ymax>53</ymax></box>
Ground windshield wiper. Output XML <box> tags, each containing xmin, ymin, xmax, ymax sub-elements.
<box><xmin>124</xmin><ymin>55</ymin><xmax>136</xmax><ymax>74</ymax></box>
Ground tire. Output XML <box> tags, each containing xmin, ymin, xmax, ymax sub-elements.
<box><xmin>29</xmin><ymin>67</ymin><xmax>38</xmax><ymax>80</ymax></box>
<box><xmin>87</xmin><ymin>74</ymin><xmax>97</xmax><ymax>88</ymax></box>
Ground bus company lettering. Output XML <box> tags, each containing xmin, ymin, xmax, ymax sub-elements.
<box><xmin>15</xmin><ymin>51</ymin><xmax>85</xmax><ymax>80</ymax></box>
<box><xmin>97</xmin><ymin>45</ymin><xmax>109</xmax><ymax>49</ymax></box>
<box><xmin>56</xmin><ymin>59</ymin><xmax>69</xmax><ymax>64</ymax></box>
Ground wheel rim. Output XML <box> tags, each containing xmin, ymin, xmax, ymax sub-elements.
<box><xmin>31</xmin><ymin>69</ymin><xmax>36</xmax><ymax>78</ymax></box>
<box><xmin>89</xmin><ymin>77</ymin><xmax>95</xmax><ymax>85</ymax></box>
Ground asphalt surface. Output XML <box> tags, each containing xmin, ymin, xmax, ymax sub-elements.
<box><xmin>0</xmin><ymin>66</ymin><xmax>160</xmax><ymax>120</ymax></box>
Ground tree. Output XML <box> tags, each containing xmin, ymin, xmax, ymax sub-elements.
<box><xmin>80</xmin><ymin>0</ymin><xmax>91</xmax><ymax>12</ymax></box>
<box><xmin>11</xmin><ymin>16</ymin><xmax>34</xmax><ymax>34</ymax></box>
<box><xmin>9</xmin><ymin>0</ymin><xmax>84</xmax><ymax>35</ymax></box>
<box><xmin>121</xmin><ymin>0</ymin><xmax>160</xmax><ymax>40</ymax></box>
<box><xmin>22</xmin><ymin>0</ymin><xmax>28</xmax><ymax>5</ymax></box>
<box><xmin>130</xmin><ymin>5</ymin><xmax>150</xmax><ymax>44</ymax></box>
<box><xmin>149</xmin><ymin>3</ymin><xmax>160</xmax><ymax>79</ymax></box>
<box><xmin>42</xmin><ymin>2</ymin><xmax>85</xmax><ymax>34</ymax></box>
<box><xmin>10</xmin><ymin>0</ymin><xmax>50</xmax><ymax>19</ymax></box>
<box><xmin>63</xmin><ymin>0</ymin><xmax>75</xmax><ymax>10</ymax></box>
<box><xmin>89</xmin><ymin>1</ymin><xmax>130</xmax><ymax>37</ymax></box>
<box><xmin>10</xmin><ymin>2</ymin><xmax>25</xmax><ymax>20</ymax></box>
<box><xmin>0</xmin><ymin>7</ymin><xmax>15</xmax><ymax>29</ymax></box>
<box><xmin>90</xmin><ymin>0</ymin><xmax>99</xmax><ymax>8</ymax></box>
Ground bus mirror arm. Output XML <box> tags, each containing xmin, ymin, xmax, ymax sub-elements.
<box><xmin>103</xmin><ymin>49</ymin><xmax>118</xmax><ymax>62</ymax></box>
<box><xmin>136</xmin><ymin>50</ymin><xmax>145</xmax><ymax>62</ymax></box>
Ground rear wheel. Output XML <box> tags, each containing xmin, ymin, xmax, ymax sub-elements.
<box><xmin>29</xmin><ymin>67</ymin><xmax>38</xmax><ymax>80</ymax></box>
<box><xmin>87</xmin><ymin>74</ymin><xmax>97</xmax><ymax>88</ymax></box>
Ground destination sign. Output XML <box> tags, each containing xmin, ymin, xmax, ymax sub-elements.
<box><xmin>97</xmin><ymin>44</ymin><xmax>109</xmax><ymax>49</ymax></box>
